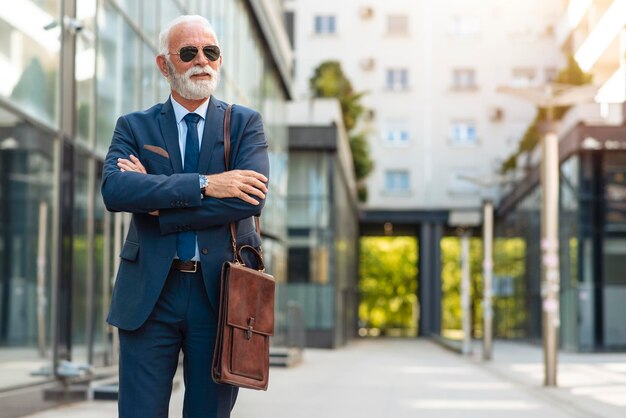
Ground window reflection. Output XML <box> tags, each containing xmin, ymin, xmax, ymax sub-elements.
<box><xmin>0</xmin><ymin>107</ymin><xmax>55</xmax><ymax>389</ymax></box>
<box><xmin>0</xmin><ymin>1</ymin><xmax>60</xmax><ymax>126</ymax></box>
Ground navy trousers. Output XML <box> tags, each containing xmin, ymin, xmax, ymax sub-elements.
<box><xmin>118</xmin><ymin>267</ymin><xmax>238</xmax><ymax>418</ymax></box>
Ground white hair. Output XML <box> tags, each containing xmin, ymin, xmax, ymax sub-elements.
<box><xmin>158</xmin><ymin>15</ymin><xmax>219</xmax><ymax>55</ymax></box>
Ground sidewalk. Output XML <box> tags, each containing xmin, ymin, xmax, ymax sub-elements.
<box><xmin>22</xmin><ymin>339</ymin><xmax>626</xmax><ymax>418</ymax></box>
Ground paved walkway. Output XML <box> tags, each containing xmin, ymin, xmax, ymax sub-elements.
<box><xmin>22</xmin><ymin>339</ymin><xmax>626</xmax><ymax>418</ymax></box>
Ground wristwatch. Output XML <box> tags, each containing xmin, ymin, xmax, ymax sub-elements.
<box><xmin>199</xmin><ymin>174</ymin><xmax>209</xmax><ymax>196</ymax></box>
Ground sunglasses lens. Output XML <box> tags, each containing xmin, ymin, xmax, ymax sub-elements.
<box><xmin>203</xmin><ymin>45</ymin><xmax>220</xmax><ymax>61</ymax></box>
<box><xmin>179</xmin><ymin>46</ymin><xmax>198</xmax><ymax>62</ymax></box>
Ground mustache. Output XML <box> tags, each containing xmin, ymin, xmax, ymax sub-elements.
<box><xmin>186</xmin><ymin>65</ymin><xmax>218</xmax><ymax>78</ymax></box>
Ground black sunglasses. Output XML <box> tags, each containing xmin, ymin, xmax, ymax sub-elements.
<box><xmin>170</xmin><ymin>45</ymin><xmax>221</xmax><ymax>63</ymax></box>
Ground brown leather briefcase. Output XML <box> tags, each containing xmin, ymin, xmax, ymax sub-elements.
<box><xmin>212</xmin><ymin>245</ymin><xmax>275</xmax><ymax>390</ymax></box>
<box><xmin>211</xmin><ymin>105</ymin><xmax>275</xmax><ymax>390</ymax></box>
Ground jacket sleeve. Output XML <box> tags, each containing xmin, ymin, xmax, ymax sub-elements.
<box><xmin>157</xmin><ymin>111</ymin><xmax>270</xmax><ymax>235</ymax></box>
<box><xmin>101</xmin><ymin>115</ymin><xmax>202</xmax><ymax>213</ymax></box>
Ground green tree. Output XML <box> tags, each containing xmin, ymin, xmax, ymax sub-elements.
<box><xmin>310</xmin><ymin>61</ymin><xmax>373</xmax><ymax>201</ymax></box>
<box><xmin>359</xmin><ymin>237</ymin><xmax>418</xmax><ymax>334</ymax></box>
<box><xmin>440</xmin><ymin>237</ymin><xmax>484</xmax><ymax>338</ymax></box>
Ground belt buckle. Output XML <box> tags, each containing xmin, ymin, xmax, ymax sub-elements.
<box><xmin>180</xmin><ymin>261</ymin><xmax>197</xmax><ymax>273</ymax></box>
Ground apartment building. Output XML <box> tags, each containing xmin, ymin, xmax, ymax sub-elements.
<box><xmin>285</xmin><ymin>0</ymin><xmax>564</xmax><ymax>335</ymax></box>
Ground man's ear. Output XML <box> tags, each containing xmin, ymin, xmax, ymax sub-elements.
<box><xmin>156</xmin><ymin>55</ymin><xmax>168</xmax><ymax>77</ymax></box>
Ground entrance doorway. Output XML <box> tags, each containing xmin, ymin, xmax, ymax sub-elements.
<box><xmin>358</xmin><ymin>237</ymin><xmax>419</xmax><ymax>337</ymax></box>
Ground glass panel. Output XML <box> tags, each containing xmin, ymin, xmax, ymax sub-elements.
<box><xmin>116</xmin><ymin>0</ymin><xmax>141</xmax><ymax>26</ymax></box>
<box><xmin>96</xmin><ymin>3</ymin><xmax>140</xmax><ymax>153</ymax></box>
<box><xmin>0</xmin><ymin>108</ymin><xmax>55</xmax><ymax>390</ymax></box>
<box><xmin>142</xmin><ymin>0</ymin><xmax>159</xmax><ymax>48</ymax></box>
<box><xmin>141</xmin><ymin>42</ymin><xmax>158</xmax><ymax>109</ymax></box>
<box><xmin>76</xmin><ymin>0</ymin><xmax>97</xmax><ymax>144</ymax></box>
<box><xmin>93</xmin><ymin>163</ymin><xmax>108</xmax><ymax>366</ymax></box>
<box><xmin>604</xmin><ymin>152</ymin><xmax>626</xmax><ymax>231</ymax></box>
<box><xmin>0</xmin><ymin>0</ymin><xmax>61</xmax><ymax>126</ymax></box>
<box><xmin>71</xmin><ymin>152</ymin><xmax>89</xmax><ymax>365</ymax></box>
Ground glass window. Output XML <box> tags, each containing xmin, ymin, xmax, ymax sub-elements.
<box><xmin>92</xmin><ymin>164</ymin><xmax>109</xmax><ymax>366</ymax></box>
<box><xmin>386</xmin><ymin>69</ymin><xmax>409</xmax><ymax>91</ymax></box>
<box><xmin>287</xmin><ymin>152</ymin><xmax>329</xmax><ymax>228</ymax></box>
<box><xmin>605</xmin><ymin>153</ymin><xmax>626</xmax><ymax>231</ymax></box>
<box><xmin>141</xmin><ymin>43</ymin><xmax>158</xmax><ymax>109</ymax></box>
<box><xmin>451</xmin><ymin>15</ymin><xmax>480</xmax><ymax>37</ymax></box>
<box><xmin>450</xmin><ymin>120</ymin><xmax>478</xmax><ymax>145</ymax></box>
<box><xmin>384</xmin><ymin>121</ymin><xmax>410</xmax><ymax>146</ymax></box>
<box><xmin>72</xmin><ymin>152</ymin><xmax>90</xmax><ymax>365</ymax></box>
<box><xmin>314</xmin><ymin>15</ymin><xmax>336</xmax><ymax>34</ymax></box>
<box><xmin>512</xmin><ymin>67</ymin><xmax>537</xmax><ymax>87</ymax></box>
<box><xmin>96</xmin><ymin>3</ymin><xmax>140</xmax><ymax>153</ymax></box>
<box><xmin>0</xmin><ymin>109</ymin><xmax>55</xmax><ymax>390</ymax></box>
<box><xmin>142</xmin><ymin>0</ymin><xmax>159</xmax><ymax>48</ymax></box>
<box><xmin>452</xmin><ymin>68</ymin><xmax>476</xmax><ymax>89</ymax></box>
<box><xmin>116</xmin><ymin>0</ymin><xmax>141</xmax><ymax>26</ymax></box>
<box><xmin>385</xmin><ymin>170</ymin><xmax>410</xmax><ymax>192</ymax></box>
<box><xmin>0</xmin><ymin>1</ymin><xmax>61</xmax><ymax>126</ymax></box>
<box><xmin>387</xmin><ymin>15</ymin><xmax>408</xmax><ymax>35</ymax></box>
<box><xmin>76</xmin><ymin>0</ymin><xmax>97</xmax><ymax>144</ymax></box>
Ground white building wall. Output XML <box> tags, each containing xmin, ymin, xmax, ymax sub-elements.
<box><xmin>285</xmin><ymin>0</ymin><xmax>564</xmax><ymax>211</ymax></box>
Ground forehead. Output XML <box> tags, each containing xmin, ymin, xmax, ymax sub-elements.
<box><xmin>169</xmin><ymin>21</ymin><xmax>218</xmax><ymax>48</ymax></box>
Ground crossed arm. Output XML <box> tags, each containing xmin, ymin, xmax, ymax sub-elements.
<box><xmin>117</xmin><ymin>155</ymin><xmax>267</xmax><ymax>211</ymax></box>
<box><xmin>101</xmin><ymin>112</ymin><xmax>270</xmax><ymax>235</ymax></box>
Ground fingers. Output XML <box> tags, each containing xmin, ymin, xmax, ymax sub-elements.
<box><xmin>117</xmin><ymin>155</ymin><xmax>147</xmax><ymax>174</ymax></box>
<box><xmin>129</xmin><ymin>155</ymin><xmax>147</xmax><ymax>174</ymax></box>
<box><xmin>242</xmin><ymin>182</ymin><xmax>266</xmax><ymax>200</ymax></box>
<box><xmin>237</xmin><ymin>191</ymin><xmax>260</xmax><ymax>206</ymax></box>
<box><xmin>240</xmin><ymin>170</ymin><xmax>268</xmax><ymax>183</ymax></box>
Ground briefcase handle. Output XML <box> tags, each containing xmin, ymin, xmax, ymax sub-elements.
<box><xmin>224</xmin><ymin>104</ymin><xmax>265</xmax><ymax>265</ymax></box>
<box><xmin>236</xmin><ymin>245</ymin><xmax>266</xmax><ymax>272</ymax></box>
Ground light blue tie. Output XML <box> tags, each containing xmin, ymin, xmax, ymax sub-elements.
<box><xmin>176</xmin><ymin>113</ymin><xmax>201</xmax><ymax>261</ymax></box>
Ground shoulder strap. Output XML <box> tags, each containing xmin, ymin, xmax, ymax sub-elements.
<box><xmin>224</xmin><ymin>105</ymin><xmax>263</xmax><ymax>263</ymax></box>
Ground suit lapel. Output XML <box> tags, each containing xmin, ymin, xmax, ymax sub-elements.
<box><xmin>158</xmin><ymin>98</ymin><xmax>183</xmax><ymax>173</ymax></box>
<box><xmin>199</xmin><ymin>96</ymin><xmax>225</xmax><ymax>174</ymax></box>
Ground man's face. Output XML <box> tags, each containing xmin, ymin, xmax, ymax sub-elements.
<box><xmin>159</xmin><ymin>21</ymin><xmax>222</xmax><ymax>100</ymax></box>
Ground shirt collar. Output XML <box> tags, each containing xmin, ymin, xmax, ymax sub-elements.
<box><xmin>170</xmin><ymin>95</ymin><xmax>210</xmax><ymax>124</ymax></box>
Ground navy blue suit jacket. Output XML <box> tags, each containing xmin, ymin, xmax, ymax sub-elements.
<box><xmin>102</xmin><ymin>96</ymin><xmax>269</xmax><ymax>331</ymax></box>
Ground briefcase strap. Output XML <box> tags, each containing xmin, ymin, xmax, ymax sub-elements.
<box><xmin>224</xmin><ymin>105</ymin><xmax>264</xmax><ymax>264</ymax></box>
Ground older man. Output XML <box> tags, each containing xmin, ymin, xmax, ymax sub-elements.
<box><xmin>101</xmin><ymin>15</ymin><xmax>269</xmax><ymax>418</ymax></box>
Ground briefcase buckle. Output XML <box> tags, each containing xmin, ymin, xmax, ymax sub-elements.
<box><xmin>246</xmin><ymin>317</ymin><xmax>255</xmax><ymax>340</ymax></box>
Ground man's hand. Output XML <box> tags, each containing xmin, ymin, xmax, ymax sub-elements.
<box><xmin>117</xmin><ymin>155</ymin><xmax>147</xmax><ymax>174</ymax></box>
<box><xmin>117</xmin><ymin>155</ymin><xmax>158</xmax><ymax>215</ymax></box>
<box><xmin>204</xmin><ymin>170</ymin><xmax>268</xmax><ymax>206</ymax></box>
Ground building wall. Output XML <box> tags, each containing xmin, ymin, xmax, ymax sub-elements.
<box><xmin>0</xmin><ymin>0</ymin><xmax>289</xmax><ymax>392</ymax></box>
<box><xmin>285</xmin><ymin>0</ymin><xmax>563</xmax><ymax>211</ymax></box>
<box><xmin>285</xmin><ymin>99</ymin><xmax>359</xmax><ymax>347</ymax></box>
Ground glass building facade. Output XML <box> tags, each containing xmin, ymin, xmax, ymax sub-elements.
<box><xmin>286</xmin><ymin>114</ymin><xmax>360</xmax><ymax>348</ymax></box>
<box><xmin>0</xmin><ymin>0</ymin><xmax>289</xmax><ymax>402</ymax></box>
<box><xmin>495</xmin><ymin>148</ymin><xmax>626</xmax><ymax>351</ymax></box>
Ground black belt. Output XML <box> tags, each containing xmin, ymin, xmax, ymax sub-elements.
<box><xmin>171</xmin><ymin>259</ymin><xmax>200</xmax><ymax>273</ymax></box>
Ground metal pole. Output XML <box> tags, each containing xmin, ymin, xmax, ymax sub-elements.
<box><xmin>541</xmin><ymin>121</ymin><xmax>560</xmax><ymax>387</ymax></box>
<box><xmin>461</xmin><ymin>230</ymin><xmax>471</xmax><ymax>355</ymax></box>
<box><xmin>482</xmin><ymin>200</ymin><xmax>494</xmax><ymax>360</ymax></box>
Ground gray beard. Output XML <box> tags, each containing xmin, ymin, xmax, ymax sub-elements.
<box><xmin>166</xmin><ymin>60</ymin><xmax>220</xmax><ymax>100</ymax></box>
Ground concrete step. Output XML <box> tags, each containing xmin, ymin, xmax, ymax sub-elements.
<box><xmin>270</xmin><ymin>347</ymin><xmax>303</xmax><ymax>367</ymax></box>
